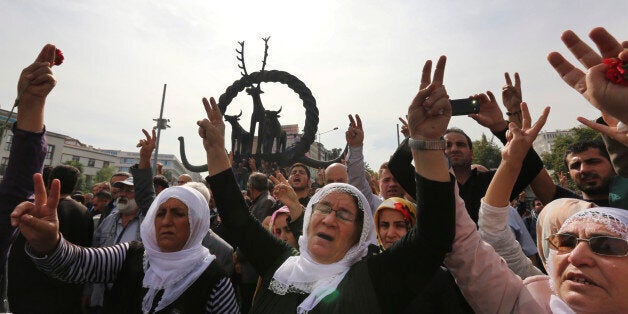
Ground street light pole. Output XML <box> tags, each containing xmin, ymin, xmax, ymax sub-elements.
<box><xmin>317</xmin><ymin>127</ymin><xmax>338</xmax><ymax>159</ymax></box>
<box><xmin>152</xmin><ymin>84</ymin><xmax>170</xmax><ymax>175</ymax></box>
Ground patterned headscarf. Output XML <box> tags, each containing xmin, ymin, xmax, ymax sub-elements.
<box><xmin>374</xmin><ymin>197</ymin><xmax>417</xmax><ymax>247</ymax></box>
<box><xmin>270</xmin><ymin>183</ymin><xmax>377</xmax><ymax>314</ymax></box>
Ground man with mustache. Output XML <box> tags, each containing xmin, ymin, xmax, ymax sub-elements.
<box><xmin>86</xmin><ymin>176</ymin><xmax>142</xmax><ymax>312</ymax></box>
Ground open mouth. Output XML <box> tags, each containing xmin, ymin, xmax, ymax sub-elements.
<box><xmin>316</xmin><ymin>232</ymin><xmax>333</xmax><ymax>242</ymax></box>
<box><xmin>566</xmin><ymin>273</ymin><xmax>598</xmax><ymax>286</ymax></box>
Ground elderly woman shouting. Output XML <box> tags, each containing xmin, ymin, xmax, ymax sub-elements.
<box><xmin>197</xmin><ymin>56</ymin><xmax>456</xmax><ymax>313</ymax></box>
<box><xmin>11</xmin><ymin>175</ymin><xmax>239</xmax><ymax>313</ymax></box>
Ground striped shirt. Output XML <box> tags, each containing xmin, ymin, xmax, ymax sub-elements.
<box><xmin>29</xmin><ymin>237</ymin><xmax>239</xmax><ymax>313</ymax></box>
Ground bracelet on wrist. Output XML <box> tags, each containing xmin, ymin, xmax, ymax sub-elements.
<box><xmin>506</xmin><ymin>110</ymin><xmax>522</xmax><ymax>116</ymax></box>
<box><xmin>408</xmin><ymin>138</ymin><xmax>446</xmax><ymax>150</ymax></box>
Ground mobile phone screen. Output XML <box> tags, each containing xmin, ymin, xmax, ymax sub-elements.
<box><xmin>450</xmin><ymin>98</ymin><xmax>480</xmax><ymax>116</ymax></box>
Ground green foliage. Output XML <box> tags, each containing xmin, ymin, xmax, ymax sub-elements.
<box><xmin>540</xmin><ymin>126</ymin><xmax>602</xmax><ymax>187</ymax></box>
<box><xmin>472</xmin><ymin>134</ymin><xmax>502</xmax><ymax>170</ymax></box>
<box><xmin>95</xmin><ymin>165</ymin><xmax>116</xmax><ymax>183</ymax></box>
<box><xmin>328</xmin><ymin>148</ymin><xmax>343</xmax><ymax>160</ymax></box>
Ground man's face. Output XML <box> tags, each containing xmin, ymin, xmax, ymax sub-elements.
<box><xmin>325</xmin><ymin>164</ymin><xmax>347</xmax><ymax>184</ymax></box>
<box><xmin>379</xmin><ymin>169</ymin><xmax>404</xmax><ymax>199</ymax></box>
<box><xmin>109</xmin><ymin>175</ymin><xmax>127</xmax><ymax>199</ymax></box>
<box><xmin>533</xmin><ymin>200</ymin><xmax>544</xmax><ymax>215</ymax></box>
<box><xmin>289</xmin><ymin>166</ymin><xmax>310</xmax><ymax>191</ymax></box>
<box><xmin>565</xmin><ymin>148</ymin><xmax>614</xmax><ymax>197</ymax></box>
<box><xmin>92</xmin><ymin>197</ymin><xmax>109</xmax><ymax>212</ymax></box>
<box><xmin>444</xmin><ymin>132</ymin><xmax>474</xmax><ymax>169</ymax></box>
<box><xmin>177</xmin><ymin>174</ymin><xmax>192</xmax><ymax>185</ymax></box>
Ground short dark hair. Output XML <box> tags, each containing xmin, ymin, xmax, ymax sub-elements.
<box><xmin>248</xmin><ymin>172</ymin><xmax>269</xmax><ymax>191</ymax></box>
<box><xmin>49</xmin><ymin>164</ymin><xmax>80</xmax><ymax>195</ymax></box>
<box><xmin>71</xmin><ymin>193</ymin><xmax>85</xmax><ymax>204</ymax></box>
<box><xmin>378</xmin><ymin>162</ymin><xmax>389</xmax><ymax>178</ymax></box>
<box><xmin>94</xmin><ymin>191</ymin><xmax>112</xmax><ymax>201</ymax></box>
<box><xmin>153</xmin><ymin>175</ymin><xmax>169</xmax><ymax>190</ymax></box>
<box><xmin>563</xmin><ymin>141</ymin><xmax>610</xmax><ymax>169</ymax></box>
<box><xmin>289</xmin><ymin>163</ymin><xmax>311</xmax><ymax>179</ymax></box>
<box><xmin>445</xmin><ymin>128</ymin><xmax>473</xmax><ymax>150</ymax></box>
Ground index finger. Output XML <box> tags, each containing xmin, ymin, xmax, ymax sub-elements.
<box><xmin>514</xmin><ymin>73</ymin><xmax>521</xmax><ymax>89</ymax></box>
<box><xmin>208</xmin><ymin>97</ymin><xmax>222</xmax><ymax>122</ymax></box>
<box><xmin>35</xmin><ymin>44</ymin><xmax>56</xmax><ymax>65</ymax></box>
<box><xmin>269</xmin><ymin>175</ymin><xmax>280</xmax><ymax>185</ymax></box>
<box><xmin>33</xmin><ymin>173</ymin><xmax>47</xmax><ymax>209</ymax></box>
<box><xmin>530</xmin><ymin>105</ymin><xmax>551</xmax><ymax>137</ymax></box>
<box><xmin>398</xmin><ymin>117</ymin><xmax>408</xmax><ymax>126</ymax></box>
<box><xmin>432</xmin><ymin>56</ymin><xmax>447</xmax><ymax>85</ymax></box>
<box><xmin>561</xmin><ymin>30</ymin><xmax>602</xmax><ymax>69</ymax></box>
<box><xmin>355</xmin><ymin>114</ymin><xmax>362</xmax><ymax>129</ymax></box>
<box><xmin>276</xmin><ymin>171</ymin><xmax>289</xmax><ymax>184</ymax></box>
<box><xmin>47</xmin><ymin>178</ymin><xmax>61</xmax><ymax>213</ymax></box>
<box><xmin>420</xmin><ymin>60</ymin><xmax>433</xmax><ymax>89</ymax></box>
<box><xmin>589</xmin><ymin>27</ymin><xmax>624</xmax><ymax>59</ymax></box>
<box><xmin>348</xmin><ymin>114</ymin><xmax>356</xmax><ymax>128</ymax></box>
<box><xmin>142</xmin><ymin>129</ymin><xmax>151</xmax><ymax>141</ymax></box>
<box><xmin>504</xmin><ymin>72</ymin><xmax>512</xmax><ymax>86</ymax></box>
<box><xmin>520</xmin><ymin>102</ymin><xmax>532</xmax><ymax>130</ymax></box>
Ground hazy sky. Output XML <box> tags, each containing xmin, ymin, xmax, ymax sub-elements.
<box><xmin>1</xmin><ymin>1</ymin><xmax>626</xmax><ymax>173</ymax></box>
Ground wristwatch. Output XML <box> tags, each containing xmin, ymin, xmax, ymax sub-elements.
<box><xmin>408</xmin><ymin>138</ymin><xmax>446</xmax><ymax>150</ymax></box>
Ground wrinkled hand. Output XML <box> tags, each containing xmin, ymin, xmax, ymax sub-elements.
<box><xmin>408</xmin><ymin>56</ymin><xmax>451</xmax><ymax>140</ymax></box>
<box><xmin>197</xmin><ymin>97</ymin><xmax>225</xmax><ymax>152</ymax></box>
<box><xmin>469</xmin><ymin>91</ymin><xmax>508</xmax><ymax>132</ymax></box>
<box><xmin>345</xmin><ymin>114</ymin><xmax>364</xmax><ymax>147</ymax></box>
<box><xmin>270</xmin><ymin>172</ymin><xmax>299</xmax><ymax>205</ymax></box>
<box><xmin>501</xmin><ymin>103</ymin><xmax>550</xmax><ymax>164</ymax></box>
<box><xmin>577</xmin><ymin>114</ymin><xmax>628</xmax><ymax>147</ymax></box>
<box><xmin>137</xmin><ymin>128</ymin><xmax>156</xmax><ymax>161</ymax></box>
<box><xmin>399</xmin><ymin>116</ymin><xmax>410</xmax><ymax>138</ymax></box>
<box><xmin>18</xmin><ymin>44</ymin><xmax>57</xmax><ymax>103</ymax></box>
<box><xmin>502</xmin><ymin>72</ymin><xmax>522</xmax><ymax>113</ymax></box>
<box><xmin>547</xmin><ymin>27</ymin><xmax>628</xmax><ymax>124</ymax></box>
<box><xmin>10</xmin><ymin>173</ymin><xmax>61</xmax><ymax>255</ymax></box>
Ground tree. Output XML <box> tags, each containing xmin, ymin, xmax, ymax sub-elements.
<box><xmin>95</xmin><ymin>165</ymin><xmax>116</xmax><ymax>183</ymax></box>
<box><xmin>472</xmin><ymin>134</ymin><xmax>502</xmax><ymax>170</ymax></box>
<box><xmin>541</xmin><ymin>126</ymin><xmax>602</xmax><ymax>188</ymax></box>
<box><xmin>328</xmin><ymin>147</ymin><xmax>343</xmax><ymax>160</ymax></box>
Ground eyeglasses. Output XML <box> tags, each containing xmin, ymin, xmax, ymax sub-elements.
<box><xmin>547</xmin><ymin>233</ymin><xmax>628</xmax><ymax>257</ymax></box>
<box><xmin>312</xmin><ymin>202</ymin><xmax>356</xmax><ymax>223</ymax></box>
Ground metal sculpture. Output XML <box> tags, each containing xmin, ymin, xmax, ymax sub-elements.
<box><xmin>223</xmin><ymin>110</ymin><xmax>252</xmax><ymax>156</ymax></box>
<box><xmin>179</xmin><ymin>38</ymin><xmax>345</xmax><ymax>172</ymax></box>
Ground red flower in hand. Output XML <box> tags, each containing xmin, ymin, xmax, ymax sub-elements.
<box><xmin>53</xmin><ymin>48</ymin><xmax>64</xmax><ymax>66</ymax></box>
<box><xmin>602</xmin><ymin>58</ymin><xmax>628</xmax><ymax>86</ymax></box>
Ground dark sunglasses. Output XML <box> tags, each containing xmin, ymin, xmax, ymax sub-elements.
<box><xmin>547</xmin><ymin>233</ymin><xmax>628</xmax><ymax>257</ymax></box>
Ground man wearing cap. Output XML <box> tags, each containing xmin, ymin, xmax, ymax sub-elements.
<box><xmin>85</xmin><ymin>176</ymin><xmax>142</xmax><ymax>312</ymax></box>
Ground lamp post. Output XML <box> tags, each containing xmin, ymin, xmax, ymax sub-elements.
<box><xmin>317</xmin><ymin>127</ymin><xmax>338</xmax><ymax>159</ymax></box>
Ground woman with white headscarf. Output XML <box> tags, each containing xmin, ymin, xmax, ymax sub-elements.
<box><xmin>11</xmin><ymin>180</ymin><xmax>239</xmax><ymax>313</ymax></box>
<box><xmin>197</xmin><ymin>55</ymin><xmax>456</xmax><ymax>313</ymax></box>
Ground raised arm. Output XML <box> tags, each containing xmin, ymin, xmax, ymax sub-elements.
<box><xmin>131</xmin><ymin>128</ymin><xmax>157</xmax><ymax>215</ymax></box>
<box><xmin>547</xmin><ymin>27</ymin><xmax>628</xmax><ymax>124</ymax></box>
<box><xmin>198</xmin><ymin>97</ymin><xmax>293</xmax><ymax>274</ymax></box>
<box><xmin>345</xmin><ymin>114</ymin><xmax>382</xmax><ymax>213</ymax></box>
<box><xmin>368</xmin><ymin>56</ymin><xmax>455</xmax><ymax>312</ymax></box>
<box><xmin>0</xmin><ymin>44</ymin><xmax>58</xmax><ymax>260</ymax></box>
<box><xmin>480</xmin><ymin>103</ymin><xmax>549</xmax><ymax>279</ymax></box>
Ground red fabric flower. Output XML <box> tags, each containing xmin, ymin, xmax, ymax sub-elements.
<box><xmin>602</xmin><ymin>58</ymin><xmax>628</xmax><ymax>86</ymax></box>
<box><xmin>53</xmin><ymin>48</ymin><xmax>64</xmax><ymax>66</ymax></box>
<box><xmin>394</xmin><ymin>202</ymin><xmax>412</xmax><ymax>224</ymax></box>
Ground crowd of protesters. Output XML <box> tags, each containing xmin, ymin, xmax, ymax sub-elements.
<box><xmin>1</xmin><ymin>26</ymin><xmax>628</xmax><ymax>313</ymax></box>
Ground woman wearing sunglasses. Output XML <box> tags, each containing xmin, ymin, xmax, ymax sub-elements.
<box><xmin>445</xmin><ymin>99</ymin><xmax>628</xmax><ymax>312</ymax></box>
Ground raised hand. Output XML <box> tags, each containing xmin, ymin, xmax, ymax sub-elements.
<box><xmin>547</xmin><ymin>27</ymin><xmax>628</xmax><ymax>124</ymax></box>
<box><xmin>137</xmin><ymin>128</ymin><xmax>156</xmax><ymax>169</ymax></box>
<box><xmin>198</xmin><ymin>97</ymin><xmax>229</xmax><ymax>175</ymax></box>
<box><xmin>315</xmin><ymin>168</ymin><xmax>325</xmax><ymax>186</ymax></box>
<box><xmin>345</xmin><ymin>114</ymin><xmax>364</xmax><ymax>147</ymax></box>
<box><xmin>18</xmin><ymin>44</ymin><xmax>57</xmax><ymax>102</ymax></box>
<box><xmin>197</xmin><ymin>97</ymin><xmax>226</xmax><ymax>152</ymax></box>
<box><xmin>557</xmin><ymin>171</ymin><xmax>569</xmax><ymax>188</ymax></box>
<box><xmin>501</xmin><ymin>103</ymin><xmax>550</xmax><ymax>165</ymax></box>
<box><xmin>270</xmin><ymin>172</ymin><xmax>299</xmax><ymax>205</ymax></box>
<box><xmin>408</xmin><ymin>56</ymin><xmax>451</xmax><ymax>140</ymax></box>
<box><xmin>502</xmin><ymin>72</ymin><xmax>523</xmax><ymax>114</ymax></box>
<box><xmin>398</xmin><ymin>116</ymin><xmax>410</xmax><ymax>138</ymax></box>
<box><xmin>248</xmin><ymin>157</ymin><xmax>257</xmax><ymax>172</ymax></box>
<box><xmin>10</xmin><ymin>173</ymin><xmax>61</xmax><ymax>255</ymax></box>
<box><xmin>468</xmin><ymin>91</ymin><xmax>508</xmax><ymax>132</ymax></box>
<box><xmin>577</xmin><ymin>114</ymin><xmax>628</xmax><ymax>147</ymax></box>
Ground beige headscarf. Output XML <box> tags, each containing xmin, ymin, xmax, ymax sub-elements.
<box><xmin>536</xmin><ymin>198</ymin><xmax>596</xmax><ymax>268</ymax></box>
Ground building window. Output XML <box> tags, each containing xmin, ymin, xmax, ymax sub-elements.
<box><xmin>0</xmin><ymin>157</ymin><xmax>8</xmax><ymax>176</ymax></box>
<box><xmin>72</xmin><ymin>156</ymin><xmax>80</xmax><ymax>162</ymax></box>
<box><xmin>88</xmin><ymin>158</ymin><xmax>95</xmax><ymax>167</ymax></box>
<box><xmin>103</xmin><ymin>161</ymin><xmax>110</xmax><ymax>168</ymax></box>
<box><xmin>4</xmin><ymin>135</ymin><xmax>12</xmax><ymax>151</ymax></box>
<box><xmin>46</xmin><ymin>145</ymin><xmax>55</xmax><ymax>160</ymax></box>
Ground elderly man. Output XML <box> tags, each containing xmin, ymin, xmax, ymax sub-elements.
<box><xmin>177</xmin><ymin>173</ymin><xmax>193</xmax><ymax>185</ymax></box>
<box><xmin>324</xmin><ymin>162</ymin><xmax>347</xmax><ymax>184</ymax></box>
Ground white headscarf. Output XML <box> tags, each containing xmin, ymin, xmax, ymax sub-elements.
<box><xmin>140</xmin><ymin>186</ymin><xmax>217</xmax><ymax>313</ymax></box>
<box><xmin>270</xmin><ymin>183</ymin><xmax>377</xmax><ymax>313</ymax></box>
<box><xmin>548</xmin><ymin>207</ymin><xmax>628</xmax><ymax>314</ymax></box>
